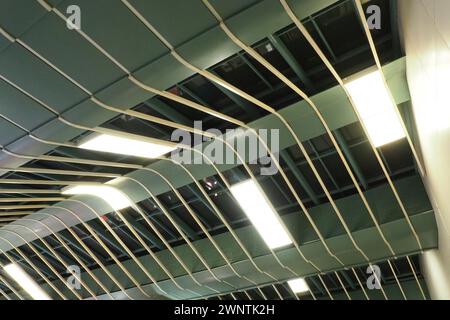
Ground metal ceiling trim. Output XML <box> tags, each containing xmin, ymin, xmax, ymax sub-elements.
<box><xmin>202</xmin><ymin>0</ymin><xmax>402</xmax><ymax>259</ymax></box>
<box><xmin>279</xmin><ymin>0</ymin><xmax>425</xmax><ymax>294</ymax></box>
<box><xmin>14</xmin><ymin>174</ymin><xmax>432</xmax><ymax>298</ymax></box>
<box><xmin>37</xmin><ymin>0</ymin><xmax>401</xmax><ymax>294</ymax></box>
<box><xmin>59</xmin><ymin>207</ymin><xmax>435</xmax><ymax>300</ymax></box>
<box><xmin>48</xmin><ymin>206</ymin><xmax>152</xmax><ymax>299</ymax></box>
<box><xmin>0</xmin><ymin>273</ymin><xmax>22</xmax><ymax>300</ymax></box>
<box><xmin>31</xmin><ymin>0</ymin><xmax>341</xmax><ymax>274</ymax></box>
<box><xmin>0</xmin><ymin>233</ymin><xmax>69</xmax><ymax>299</ymax></box>
<box><xmin>0</xmin><ymin>0</ymin><xmax>339</xmax><ymax>174</ymax></box>
<box><xmin>4</xmin><ymin>222</ymin><xmax>106</xmax><ymax>299</ymax></box>
<box><xmin>0</xmin><ymin>20</ymin><xmax>337</xmax><ymax>283</ymax></box>
<box><xmin>105</xmin><ymin>5</ymin><xmax>419</xmax><ymax>299</ymax></box>
<box><xmin>0</xmin><ymin>0</ymin><xmax>426</xmax><ymax>299</ymax></box>
<box><xmin>18</xmin><ymin>214</ymin><xmax>130</xmax><ymax>299</ymax></box>
<box><xmin>353</xmin><ymin>0</ymin><xmax>424</xmax><ymax>175</ymax></box>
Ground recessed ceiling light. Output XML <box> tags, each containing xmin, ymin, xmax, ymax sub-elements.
<box><xmin>78</xmin><ymin>133</ymin><xmax>176</xmax><ymax>158</ymax></box>
<box><xmin>288</xmin><ymin>278</ymin><xmax>309</xmax><ymax>294</ymax></box>
<box><xmin>230</xmin><ymin>179</ymin><xmax>292</xmax><ymax>249</ymax></box>
<box><xmin>62</xmin><ymin>185</ymin><xmax>131</xmax><ymax>210</ymax></box>
<box><xmin>4</xmin><ymin>263</ymin><xmax>51</xmax><ymax>300</ymax></box>
<box><xmin>345</xmin><ymin>70</ymin><xmax>406</xmax><ymax>147</ymax></box>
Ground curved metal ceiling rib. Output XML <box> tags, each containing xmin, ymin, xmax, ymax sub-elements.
<box><xmin>0</xmin><ymin>0</ymin><xmax>435</xmax><ymax>300</ymax></box>
<box><xmin>0</xmin><ymin>0</ymin><xmax>342</xmax><ymax>259</ymax></box>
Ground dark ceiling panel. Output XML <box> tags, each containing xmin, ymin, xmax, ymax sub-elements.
<box><xmin>127</xmin><ymin>0</ymin><xmax>218</xmax><ymax>48</ymax></box>
<box><xmin>0</xmin><ymin>118</ymin><xmax>25</xmax><ymax>146</ymax></box>
<box><xmin>0</xmin><ymin>43</ymin><xmax>87</xmax><ymax>113</ymax></box>
<box><xmin>0</xmin><ymin>79</ymin><xmax>54</xmax><ymax>130</ymax></box>
<box><xmin>53</xmin><ymin>0</ymin><xmax>170</xmax><ymax>70</ymax></box>
<box><xmin>208</xmin><ymin>0</ymin><xmax>262</xmax><ymax>20</ymax></box>
<box><xmin>20</xmin><ymin>13</ymin><xmax>124</xmax><ymax>93</ymax></box>
<box><xmin>0</xmin><ymin>34</ymin><xmax>10</xmax><ymax>52</ymax></box>
<box><xmin>0</xmin><ymin>0</ymin><xmax>48</xmax><ymax>37</ymax></box>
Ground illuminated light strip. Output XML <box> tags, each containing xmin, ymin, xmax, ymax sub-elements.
<box><xmin>10</xmin><ymin>222</ymin><xmax>114</xmax><ymax>300</ymax></box>
<box><xmin>0</xmin><ymin>90</ymin><xmax>298</xmax><ymax>288</ymax></box>
<box><xmin>230</xmin><ymin>179</ymin><xmax>292</xmax><ymax>249</ymax></box>
<box><xmin>122</xmin><ymin>0</ymin><xmax>367</xmax><ymax>268</ymax></box>
<box><xmin>0</xmin><ymin>1</ymin><xmax>412</xmax><ymax>298</ymax></box>
<box><xmin>131</xmin><ymin>168</ymin><xmax>256</xmax><ymax>286</ymax></box>
<box><xmin>279</xmin><ymin>0</ymin><xmax>423</xmax><ymax>250</ymax></box>
<box><xmin>60</xmin><ymin>199</ymin><xmax>188</xmax><ymax>299</ymax></box>
<box><xmin>0</xmin><ymin>44</ymin><xmax>276</xmax><ymax>284</ymax></box>
<box><xmin>3</xmin><ymin>136</ymin><xmax>290</xmax><ymax>285</ymax></box>
<box><xmin>0</xmin><ymin>10</ymin><xmax>326</xmax><ymax>279</ymax></box>
<box><xmin>200</xmin><ymin>0</ymin><xmax>404</xmax><ymax>266</ymax></box>
<box><xmin>0</xmin><ymin>229</ymin><xmax>86</xmax><ymax>300</ymax></box>
<box><xmin>352</xmin><ymin>0</ymin><xmax>425</xmax><ymax>176</ymax></box>
<box><xmin>0</xmin><ymin>5</ymin><xmax>356</xmax><ymax>298</ymax></box>
<box><xmin>0</xmin><ymin>159</ymin><xmax>256</xmax><ymax>296</ymax></box>
<box><xmin>32</xmin><ymin>211</ymin><xmax>132</xmax><ymax>300</ymax></box>
<box><xmin>0</xmin><ymin>273</ymin><xmax>24</xmax><ymax>300</ymax></box>
<box><xmin>3</xmin><ymin>263</ymin><xmax>51</xmax><ymax>300</ymax></box>
<box><xmin>3</xmin><ymin>155</ymin><xmax>265</xmax><ymax>289</ymax></box>
<box><xmin>41</xmin><ymin>0</ymin><xmax>323</xmax><ymax>277</ymax></box>
<box><xmin>78</xmin><ymin>133</ymin><xmax>176</xmax><ymax>159</ymax></box>
<box><xmin>278</xmin><ymin>0</ymin><xmax>424</xmax><ymax>295</ymax></box>
<box><xmin>62</xmin><ymin>182</ymin><xmax>228</xmax><ymax>294</ymax></box>
<box><xmin>345</xmin><ymin>70</ymin><xmax>405</xmax><ymax>147</ymax></box>
<box><xmin>47</xmin><ymin>206</ymin><xmax>146</xmax><ymax>299</ymax></box>
<box><xmin>0</xmin><ymin>240</ymin><xmax>68</xmax><ymax>300</ymax></box>
<box><xmin>62</xmin><ymin>185</ymin><xmax>132</xmax><ymax>211</ymax></box>
<box><xmin>287</xmin><ymin>278</ymin><xmax>309</xmax><ymax>295</ymax></box>
<box><xmin>119</xmin><ymin>0</ymin><xmax>332</xmax><ymax>271</ymax></box>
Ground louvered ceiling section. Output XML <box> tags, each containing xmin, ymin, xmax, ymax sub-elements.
<box><xmin>0</xmin><ymin>0</ymin><xmax>437</xmax><ymax>300</ymax></box>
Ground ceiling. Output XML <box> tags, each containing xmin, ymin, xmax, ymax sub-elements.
<box><xmin>0</xmin><ymin>0</ymin><xmax>437</xmax><ymax>300</ymax></box>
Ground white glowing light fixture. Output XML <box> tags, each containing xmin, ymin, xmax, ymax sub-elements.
<box><xmin>4</xmin><ymin>263</ymin><xmax>51</xmax><ymax>300</ymax></box>
<box><xmin>62</xmin><ymin>185</ymin><xmax>131</xmax><ymax>210</ymax></box>
<box><xmin>345</xmin><ymin>70</ymin><xmax>405</xmax><ymax>147</ymax></box>
<box><xmin>230</xmin><ymin>180</ymin><xmax>292</xmax><ymax>249</ymax></box>
<box><xmin>79</xmin><ymin>134</ymin><xmax>175</xmax><ymax>158</ymax></box>
<box><xmin>288</xmin><ymin>278</ymin><xmax>309</xmax><ymax>294</ymax></box>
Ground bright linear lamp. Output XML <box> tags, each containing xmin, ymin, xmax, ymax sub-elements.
<box><xmin>288</xmin><ymin>278</ymin><xmax>309</xmax><ymax>294</ymax></box>
<box><xmin>4</xmin><ymin>263</ymin><xmax>51</xmax><ymax>300</ymax></box>
<box><xmin>79</xmin><ymin>133</ymin><xmax>176</xmax><ymax>158</ymax></box>
<box><xmin>345</xmin><ymin>70</ymin><xmax>406</xmax><ymax>147</ymax></box>
<box><xmin>62</xmin><ymin>185</ymin><xmax>132</xmax><ymax>210</ymax></box>
<box><xmin>230</xmin><ymin>179</ymin><xmax>292</xmax><ymax>249</ymax></box>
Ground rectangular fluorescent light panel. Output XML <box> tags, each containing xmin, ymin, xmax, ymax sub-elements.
<box><xmin>345</xmin><ymin>70</ymin><xmax>405</xmax><ymax>147</ymax></box>
<box><xmin>62</xmin><ymin>185</ymin><xmax>131</xmax><ymax>210</ymax></box>
<box><xmin>230</xmin><ymin>179</ymin><xmax>292</xmax><ymax>249</ymax></box>
<box><xmin>4</xmin><ymin>263</ymin><xmax>51</xmax><ymax>300</ymax></box>
<box><xmin>288</xmin><ymin>278</ymin><xmax>309</xmax><ymax>294</ymax></box>
<box><xmin>79</xmin><ymin>134</ymin><xmax>175</xmax><ymax>158</ymax></box>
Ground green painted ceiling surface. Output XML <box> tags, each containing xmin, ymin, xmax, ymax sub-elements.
<box><xmin>33</xmin><ymin>175</ymin><xmax>436</xmax><ymax>299</ymax></box>
<box><xmin>0</xmin><ymin>0</ymin><xmax>436</xmax><ymax>300</ymax></box>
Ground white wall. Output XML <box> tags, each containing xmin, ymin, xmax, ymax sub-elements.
<box><xmin>398</xmin><ymin>0</ymin><xmax>450</xmax><ymax>299</ymax></box>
